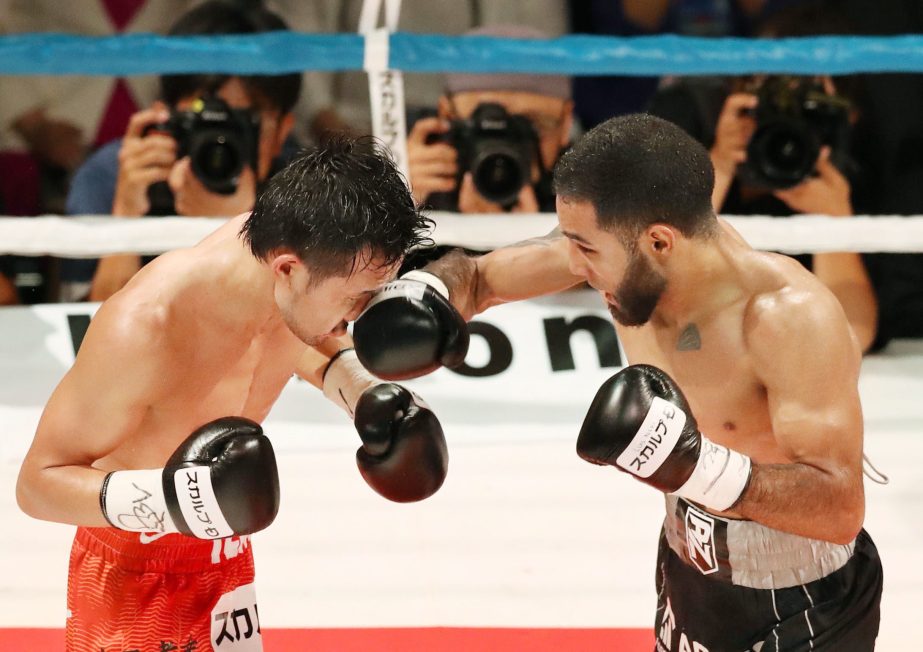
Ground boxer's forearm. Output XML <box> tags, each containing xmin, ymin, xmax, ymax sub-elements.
<box><xmin>16</xmin><ymin>462</ymin><xmax>111</xmax><ymax>527</ymax></box>
<box><xmin>422</xmin><ymin>248</ymin><xmax>481</xmax><ymax>320</ymax></box>
<box><xmin>734</xmin><ymin>462</ymin><xmax>864</xmax><ymax>544</ymax></box>
<box><xmin>424</xmin><ymin>234</ymin><xmax>581</xmax><ymax>320</ymax></box>
<box><xmin>296</xmin><ymin>335</ymin><xmax>355</xmax><ymax>390</ymax></box>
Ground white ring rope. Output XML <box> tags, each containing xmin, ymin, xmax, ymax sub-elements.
<box><xmin>1</xmin><ymin>214</ymin><xmax>923</xmax><ymax>257</ymax></box>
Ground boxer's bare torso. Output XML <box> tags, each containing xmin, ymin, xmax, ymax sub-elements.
<box><xmin>18</xmin><ymin>214</ymin><xmax>391</xmax><ymax>526</ymax></box>
<box><xmin>88</xmin><ymin>223</ymin><xmax>309</xmax><ymax>471</ymax></box>
<box><xmin>437</xmin><ymin>212</ymin><xmax>864</xmax><ymax>537</ymax></box>
<box><xmin>615</xmin><ymin>241</ymin><xmax>858</xmax><ymax>467</ymax></box>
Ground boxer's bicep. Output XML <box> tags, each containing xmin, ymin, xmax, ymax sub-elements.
<box><xmin>750</xmin><ymin>294</ymin><xmax>864</xmax><ymax>476</ymax></box>
<box><xmin>30</xmin><ymin>307</ymin><xmax>177</xmax><ymax>468</ymax></box>
<box><xmin>19</xmin><ymin>309</ymin><xmax>181</xmax><ymax>524</ymax></box>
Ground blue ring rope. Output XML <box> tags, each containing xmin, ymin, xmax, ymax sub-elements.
<box><xmin>2</xmin><ymin>32</ymin><xmax>923</xmax><ymax>76</ymax></box>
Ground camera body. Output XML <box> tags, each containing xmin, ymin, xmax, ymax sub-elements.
<box><xmin>740</xmin><ymin>76</ymin><xmax>851</xmax><ymax>190</ymax></box>
<box><xmin>435</xmin><ymin>103</ymin><xmax>539</xmax><ymax>208</ymax></box>
<box><xmin>148</xmin><ymin>96</ymin><xmax>260</xmax><ymax>195</ymax></box>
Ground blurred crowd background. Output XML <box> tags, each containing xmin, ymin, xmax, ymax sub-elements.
<box><xmin>1</xmin><ymin>0</ymin><xmax>922</xmax><ymax>352</ymax></box>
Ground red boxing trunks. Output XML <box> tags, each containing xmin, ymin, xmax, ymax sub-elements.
<box><xmin>66</xmin><ymin>527</ymin><xmax>262</xmax><ymax>652</ymax></box>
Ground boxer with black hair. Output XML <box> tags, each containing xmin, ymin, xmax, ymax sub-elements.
<box><xmin>17</xmin><ymin>136</ymin><xmax>446</xmax><ymax>651</ymax></box>
<box><xmin>355</xmin><ymin>113</ymin><xmax>883</xmax><ymax>651</ymax></box>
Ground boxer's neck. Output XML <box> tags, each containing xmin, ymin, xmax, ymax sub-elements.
<box><xmin>651</xmin><ymin>232</ymin><xmax>747</xmax><ymax>329</ymax></box>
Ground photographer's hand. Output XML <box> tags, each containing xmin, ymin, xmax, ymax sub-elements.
<box><xmin>773</xmin><ymin>148</ymin><xmax>851</xmax><ymax>217</ymax></box>
<box><xmin>407</xmin><ymin>117</ymin><xmax>457</xmax><ymax>205</ymax></box>
<box><xmin>775</xmin><ymin>148</ymin><xmax>877</xmax><ymax>352</ymax></box>
<box><xmin>169</xmin><ymin>157</ymin><xmax>257</xmax><ymax>217</ymax></box>
<box><xmin>457</xmin><ymin>173</ymin><xmax>539</xmax><ymax>214</ymax></box>
<box><xmin>93</xmin><ymin>107</ymin><xmax>177</xmax><ymax>302</ymax></box>
<box><xmin>112</xmin><ymin>107</ymin><xmax>176</xmax><ymax>217</ymax></box>
<box><xmin>710</xmin><ymin>93</ymin><xmax>757</xmax><ymax>211</ymax></box>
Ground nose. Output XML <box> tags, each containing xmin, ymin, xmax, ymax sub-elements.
<box><xmin>566</xmin><ymin>243</ymin><xmax>587</xmax><ymax>279</ymax></box>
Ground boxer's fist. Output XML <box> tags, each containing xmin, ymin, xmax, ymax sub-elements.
<box><xmin>354</xmin><ymin>383</ymin><xmax>448</xmax><ymax>503</ymax></box>
<box><xmin>353</xmin><ymin>270</ymin><xmax>469</xmax><ymax>380</ymax></box>
<box><xmin>163</xmin><ymin>418</ymin><xmax>280</xmax><ymax>536</ymax></box>
<box><xmin>577</xmin><ymin>364</ymin><xmax>751</xmax><ymax>512</ymax></box>
<box><xmin>101</xmin><ymin>417</ymin><xmax>280</xmax><ymax>538</ymax></box>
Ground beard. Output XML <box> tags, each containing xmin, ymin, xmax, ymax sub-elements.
<box><xmin>606</xmin><ymin>250</ymin><xmax>667</xmax><ymax>327</ymax></box>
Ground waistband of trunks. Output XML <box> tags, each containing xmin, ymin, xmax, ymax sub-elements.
<box><xmin>73</xmin><ymin>526</ymin><xmax>252</xmax><ymax>573</ymax></box>
<box><xmin>663</xmin><ymin>495</ymin><xmax>855</xmax><ymax>589</ymax></box>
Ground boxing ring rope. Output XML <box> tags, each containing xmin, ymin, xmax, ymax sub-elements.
<box><xmin>3</xmin><ymin>32</ymin><xmax>923</xmax><ymax>75</ymax></box>
<box><xmin>0</xmin><ymin>24</ymin><xmax>921</xmax><ymax>652</ymax></box>
<box><xmin>2</xmin><ymin>31</ymin><xmax>923</xmax><ymax>259</ymax></box>
<box><xmin>2</xmin><ymin>214</ymin><xmax>923</xmax><ymax>257</ymax></box>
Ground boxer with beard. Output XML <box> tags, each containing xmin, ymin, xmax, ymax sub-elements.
<box><xmin>354</xmin><ymin>114</ymin><xmax>882</xmax><ymax>651</ymax></box>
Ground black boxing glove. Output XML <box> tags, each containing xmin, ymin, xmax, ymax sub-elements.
<box><xmin>577</xmin><ymin>364</ymin><xmax>751</xmax><ymax>512</ymax></box>
<box><xmin>354</xmin><ymin>384</ymin><xmax>448</xmax><ymax>502</ymax></box>
<box><xmin>100</xmin><ymin>417</ymin><xmax>279</xmax><ymax>538</ymax></box>
<box><xmin>324</xmin><ymin>349</ymin><xmax>448</xmax><ymax>502</ymax></box>
<box><xmin>353</xmin><ymin>270</ymin><xmax>469</xmax><ymax>380</ymax></box>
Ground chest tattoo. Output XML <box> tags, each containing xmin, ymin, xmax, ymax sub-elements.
<box><xmin>677</xmin><ymin>323</ymin><xmax>702</xmax><ymax>351</ymax></box>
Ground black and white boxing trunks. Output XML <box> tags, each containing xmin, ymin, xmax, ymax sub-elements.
<box><xmin>654</xmin><ymin>495</ymin><xmax>882</xmax><ymax>652</ymax></box>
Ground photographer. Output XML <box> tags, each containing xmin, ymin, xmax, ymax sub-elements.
<box><xmin>61</xmin><ymin>1</ymin><xmax>301</xmax><ymax>302</ymax></box>
<box><xmin>648</xmin><ymin>74</ymin><xmax>878</xmax><ymax>352</ymax></box>
<box><xmin>646</xmin><ymin>3</ymin><xmax>878</xmax><ymax>352</ymax></box>
<box><xmin>406</xmin><ymin>25</ymin><xmax>574</xmax><ymax>214</ymax></box>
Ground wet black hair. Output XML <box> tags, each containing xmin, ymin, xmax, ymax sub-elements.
<box><xmin>241</xmin><ymin>136</ymin><xmax>433</xmax><ymax>280</ymax></box>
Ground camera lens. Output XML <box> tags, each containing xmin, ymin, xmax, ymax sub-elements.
<box><xmin>747</xmin><ymin>121</ymin><xmax>818</xmax><ymax>190</ymax></box>
<box><xmin>198</xmin><ymin>136</ymin><xmax>238</xmax><ymax>179</ymax></box>
<box><xmin>190</xmin><ymin>133</ymin><xmax>243</xmax><ymax>195</ymax></box>
<box><xmin>472</xmin><ymin>150</ymin><xmax>525</xmax><ymax>206</ymax></box>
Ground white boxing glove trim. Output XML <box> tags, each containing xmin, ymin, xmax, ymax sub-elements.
<box><xmin>102</xmin><ymin>468</ymin><xmax>178</xmax><ymax>534</ymax></box>
<box><xmin>674</xmin><ymin>437</ymin><xmax>752</xmax><ymax>512</ymax></box>
<box><xmin>171</xmin><ymin>465</ymin><xmax>234</xmax><ymax>539</ymax></box>
<box><xmin>400</xmin><ymin>270</ymin><xmax>450</xmax><ymax>299</ymax></box>
<box><xmin>323</xmin><ymin>348</ymin><xmax>379</xmax><ymax>416</ymax></box>
<box><xmin>356</xmin><ymin>272</ymin><xmax>449</xmax><ymax>320</ymax></box>
<box><xmin>615</xmin><ymin>396</ymin><xmax>688</xmax><ymax>478</ymax></box>
<box><xmin>358</xmin><ymin>280</ymin><xmax>426</xmax><ymax>316</ymax></box>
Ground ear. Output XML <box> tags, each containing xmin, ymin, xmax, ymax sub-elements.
<box><xmin>646</xmin><ymin>224</ymin><xmax>676</xmax><ymax>257</ymax></box>
<box><xmin>269</xmin><ymin>251</ymin><xmax>303</xmax><ymax>284</ymax></box>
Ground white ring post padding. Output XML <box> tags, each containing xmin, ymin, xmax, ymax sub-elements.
<box><xmin>3</xmin><ymin>214</ymin><xmax>923</xmax><ymax>257</ymax></box>
<box><xmin>362</xmin><ymin>27</ymin><xmax>390</xmax><ymax>72</ymax></box>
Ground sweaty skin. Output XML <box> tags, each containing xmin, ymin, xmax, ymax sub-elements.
<box><xmin>427</xmin><ymin>199</ymin><xmax>865</xmax><ymax>544</ymax></box>
<box><xmin>17</xmin><ymin>214</ymin><xmax>396</xmax><ymax>528</ymax></box>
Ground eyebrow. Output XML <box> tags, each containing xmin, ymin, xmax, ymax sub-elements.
<box><xmin>561</xmin><ymin>230</ymin><xmax>594</xmax><ymax>247</ymax></box>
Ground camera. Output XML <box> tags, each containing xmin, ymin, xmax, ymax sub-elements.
<box><xmin>147</xmin><ymin>96</ymin><xmax>260</xmax><ymax>195</ymax></box>
<box><xmin>739</xmin><ymin>76</ymin><xmax>851</xmax><ymax>190</ymax></box>
<box><xmin>435</xmin><ymin>103</ymin><xmax>540</xmax><ymax>207</ymax></box>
